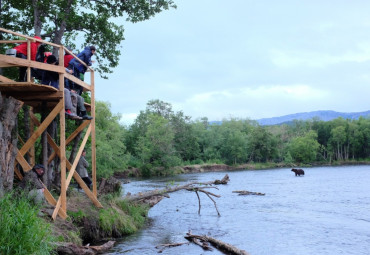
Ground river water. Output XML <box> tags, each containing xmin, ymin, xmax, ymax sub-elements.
<box><xmin>106</xmin><ymin>166</ymin><xmax>370</xmax><ymax>255</ymax></box>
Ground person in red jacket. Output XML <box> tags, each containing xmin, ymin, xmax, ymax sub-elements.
<box><xmin>13</xmin><ymin>35</ymin><xmax>42</xmax><ymax>81</ymax></box>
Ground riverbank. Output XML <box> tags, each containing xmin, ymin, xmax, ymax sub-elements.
<box><xmin>115</xmin><ymin>160</ymin><xmax>370</xmax><ymax>178</ymax></box>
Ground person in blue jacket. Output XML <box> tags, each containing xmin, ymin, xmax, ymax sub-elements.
<box><xmin>68</xmin><ymin>45</ymin><xmax>96</xmax><ymax>95</ymax></box>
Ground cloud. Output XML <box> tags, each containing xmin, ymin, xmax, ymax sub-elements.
<box><xmin>270</xmin><ymin>44</ymin><xmax>370</xmax><ymax>69</ymax></box>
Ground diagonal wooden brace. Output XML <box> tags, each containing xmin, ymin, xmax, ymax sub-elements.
<box><xmin>19</xmin><ymin>101</ymin><xmax>63</xmax><ymax>157</ymax></box>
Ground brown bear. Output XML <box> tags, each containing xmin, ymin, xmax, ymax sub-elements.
<box><xmin>291</xmin><ymin>168</ymin><xmax>305</xmax><ymax>176</ymax></box>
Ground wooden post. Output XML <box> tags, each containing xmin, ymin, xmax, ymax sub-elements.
<box><xmin>91</xmin><ymin>69</ymin><xmax>97</xmax><ymax>196</ymax></box>
<box><xmin>59</xmin><ymin>54</ymin><xmax>67</xmax><ymax>213</ymax></box>
<box><xmin>26</xmin><ymin>39</ymin><xmax>31</xmax><ymax>82</ymax></box>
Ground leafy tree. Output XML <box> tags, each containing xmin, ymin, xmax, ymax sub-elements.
<box><xmin>288</xmin><ymin>130</ymin><xmax>320</xmax><ymax>163</ymax></box>
<box><xmin>1</xmin><ymin>0</ymin><xmax>177</xmax><ymax>77</ymax></box>
<box><xmin>136</xmin><ymin>114</ymin><xmax>180</xmax><ymax>175</ymax></box>
<box><xmin>247</xmin><ymin>125</ymin><xmax>278</xmax><ymax>163</ymax></box>
<box><xmin>95</xmin><ymin>101</ymin><xmax>129</xmax><ymax>178</ymax></box>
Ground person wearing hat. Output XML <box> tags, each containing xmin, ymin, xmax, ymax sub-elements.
<box><xmin>19</xmin><ymin>164</ymin><xmax>46</xmax><ymax>204</ymax></box>
<box><xmin>12</xmin><ymin>35</ymin><xmax>42</xmax><ymax>81</ymax></box>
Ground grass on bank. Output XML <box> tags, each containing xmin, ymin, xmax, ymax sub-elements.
<box><xmin>0</xmin><ymin>192</ymin><xmax>56</xmax><ymax>255</ymax></box>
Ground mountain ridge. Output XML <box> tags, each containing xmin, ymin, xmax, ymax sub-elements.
<box><xmin>256</xmin><ymin>110</ymin><xmax>370</xmax><ymax>126</ymax></box>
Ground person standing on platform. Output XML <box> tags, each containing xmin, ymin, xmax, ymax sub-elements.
<box><xmin>13</xmin><ymin>35</ymin><xmax>42</xmax><ymax>81</ymax></box>
<box><xmin>68</xmin><ymin>46</ymin><xmax>96</xmax><ymax>95</ymax></box>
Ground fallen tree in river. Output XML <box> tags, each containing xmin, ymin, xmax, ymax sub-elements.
<box><xmin>122</xmin><ymin>174</ymin><xmax>230</xmax><ymax>214</ymax></box>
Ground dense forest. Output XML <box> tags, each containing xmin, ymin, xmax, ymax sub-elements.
<box><xmin>90</xmin><ymin>99</ymin><xmax>370</xmax><ymax>177</ymax></box>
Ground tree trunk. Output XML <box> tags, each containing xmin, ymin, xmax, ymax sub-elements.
<box><xmin>32</xmin><ymin>0</ymin><xmax>43</xmax><ymax>36</ymax></box>
<box><xmin>0</xmin><ymin>92</ymin><xmax>23</xmax><ymax>197</ymax></box>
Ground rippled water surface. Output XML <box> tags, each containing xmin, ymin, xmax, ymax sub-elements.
<box><xmin>106</xmin><ymin>166</ymin><xmax>370</xmax><ymax>255</ymax></box>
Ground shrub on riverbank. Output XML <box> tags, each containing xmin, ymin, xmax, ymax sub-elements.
<box><xmin>0</xmin><ymin>193</ymin><xmax>56</xmax><ymax>255</ymax></box>
<box><xmin>64</xmin><ymin>191</ymin><xmax>149</xmax><ymax>244</ymax></box>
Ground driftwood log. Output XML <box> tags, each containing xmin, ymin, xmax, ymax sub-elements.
<box><xmin>155</xmin><ymin>242</ymin><xmax>190</xmax><ymax>253</ymax></box>
<box><xmin>233</xmin><ymin>190</ymin><xmax>265</xmax><ymax>196</ymax></box>
<box><xmin>185</xmin><ymin>232</ymin><xmax>249</xmax><ymax>255</ymax></box>
<box><xmin>56</xmin><ymin>240</ymin><xmax>115</xmax><ymax>255</ymax></box>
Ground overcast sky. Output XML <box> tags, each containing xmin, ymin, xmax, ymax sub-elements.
<box><xmin>94</xmin><ymin>0</ymin><xmax>370</xmax><ymax>125</ymax></box>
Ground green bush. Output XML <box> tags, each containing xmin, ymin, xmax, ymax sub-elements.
<box><xmin>0</xmin><ymin>193</ymin><xmax>56</xmax><ymax>255</ymax></box>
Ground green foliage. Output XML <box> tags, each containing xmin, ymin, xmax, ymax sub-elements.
<box><xmin>2</xmin><ymin>0</ymin><xmax>177</xmax><ymax>78</ymax></box>
<box><xmin>136</xmin><ymin>114</ymin><xmax>181</xmax><ymax>174</ymax></box>
<box><xmin>95</xmin><ymin>101</ymin><xmax>129</xmax><ymax>178</ymax></box>
<box><xmin>0</xmin><ymin>193</ymin><xmax>56</xmax><ymax>255</ymax></box>
<box><xmin>288</xmin><ymin>130</ymin><xmax>320</xmax><ymax>163</ymax></box>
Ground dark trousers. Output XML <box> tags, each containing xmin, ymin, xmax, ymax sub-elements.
<box><xmin>16</xmin><ymin>53</ymin><xmax>27</xmax><ymax>81</ymax></box>
<box><xmin>78</xmin><ymin>177</ymin><xmax>92</xmax><ymax>189</ymax></box>
<box><xmin>68</xmin><ymin>64</ymin><xmax>83</xmax><ymax>95</ymax></box>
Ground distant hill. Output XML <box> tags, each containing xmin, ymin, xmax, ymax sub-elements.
<box><xmin>256</xmin><ymin>110</ymin><xmax>370</xmax><ymax>126</ymax></box>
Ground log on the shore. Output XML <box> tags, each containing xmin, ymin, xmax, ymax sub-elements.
<box><xmin>56</xmin><ymin>240</ymin><xmax>115</xmax><ymax>255</ymax></box>
<box><xmin>232</xmin><ymin>190</ymin><xmax>265</xmax><ymax>196</ymax></box>
<box><xmin>185</xmin><ymin>232</ymin><xmax>249</xmax><ymax>255</ymax></box>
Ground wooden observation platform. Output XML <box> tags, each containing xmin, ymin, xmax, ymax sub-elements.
<box><xmin>0</xmin><ymin>28</ymin><xmax>102</xmax><ymax>219</ymax></box>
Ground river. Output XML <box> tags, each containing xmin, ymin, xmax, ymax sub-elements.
<box><xmin>105</xmin><ymin>165</ymin><xmax>370</xmax><ymax>255</ymax></box>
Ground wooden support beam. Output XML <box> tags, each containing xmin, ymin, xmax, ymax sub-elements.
<box><xmin>19</xmin><ymin>101</ymin><xmax>63</xmax><ymax>156</ymax></box>
<box><xmin>16</xmin><ymin>149</ymin><xmax>32</xmax><ymax>172</ymax></box>
<box><xmin>0</xmin><ymin>55</ymin><xmax>65</xmax><ymax>72</ymax></box>
<box><xmin>91</xmin><ymin>70</ymin><xmax>97</xmax><ymax>196</ymax></box>
<box><xmin>59</xmin><ymin>74</ymin><xmax>67</xmax><ymax>215</ymax></box>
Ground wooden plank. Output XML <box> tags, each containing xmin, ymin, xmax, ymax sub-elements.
<box><xmin>64</xmin><ymin>73</ymin><xmax>91</xmax><ymax>91</ymax></box>
<box><xmin>16</xmin><ymin>149</ymin><xmax>32</xmax><ymax>172</ymax></box>
<box><xmin>0</xmin><ymin>75</ymin><xmax>13</xmax><ymax>82</ymax></box>
<box><xmin>0</xmin><ymin>40</ymin><xmax>27</xmax><ymax>43</ymax></box>
<box><xmin>0</xmin><ymin>82</ymin><xmax>59</xmax><ymax>92</ymax></box>
<box><xmin>8</xmin><ymin>91</ymin><xmax>63</xmax><ymax>101</ymax></box>
<box><xmin>0</xmin><ymin>55</ymin><xmax>65</xmax><ymax>72</ymax></box>
<box><xmin>59</xmin><ymin>74</ymin><xmax>67</xmax><ymax>214</ymax></box>
<box><xmin>91</xmin><ymin>70</ymin><xmax>97</xmax><ymax>196</ymax></box>
<box><xmin>19</xmin><ymin>101</ymin><xmax>63</xmax><ymax>156</ymax></box>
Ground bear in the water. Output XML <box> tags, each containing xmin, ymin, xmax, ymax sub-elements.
<box><xmin>291</xmin><ymin>168</ymin><xmax>305</xmax><ymax>176</ymax></box>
